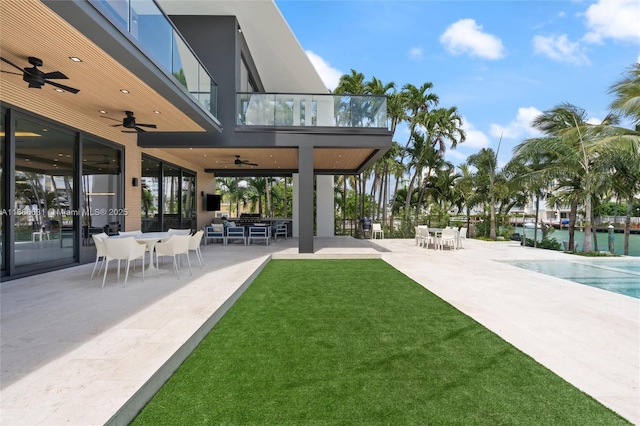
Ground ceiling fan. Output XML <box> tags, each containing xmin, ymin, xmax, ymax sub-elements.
<box><xmin>234</xmin><ymin>155</ymin><xmax>258</xmax><ymax>167</ymax></box>
<box><xmin>103</xmin><ymin>111</ymin><xmax>157</xmax><ymax>133</ymax></box>
<box><xmin>0</xmin><ymin>56</ymin><xmax>80</xmax><ymax>94</ymax></box>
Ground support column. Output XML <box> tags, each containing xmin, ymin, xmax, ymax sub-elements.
<box><xmin>298</xmin><ymin>145</ymin><xmax>314</xmax><ymax>253</ymax></box>
<box><xmin>292</xmin><ymin>173</ymin><xmax>299</xmax><ymax>238</ymax></box>
<box><xmin>316</xmin><ymin>175</ymin><xmax>334</xmax><ymax>237</ymax></box>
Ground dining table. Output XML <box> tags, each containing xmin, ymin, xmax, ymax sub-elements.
<box><xmin>112</xmin><ymin>231</ymin><xmax>172</xmax><ymax>275</ymax></box>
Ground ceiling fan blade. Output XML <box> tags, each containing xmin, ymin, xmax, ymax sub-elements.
<box><xmin>247</xmin><ymin>163</ymin><xmax>259</xmax><ymax>166</ymax></box>
<box><xmin>0</xmin><ymin>56</ymin><xmax>24</xmax><ymax>72</ymax></box>
<box><xmin>134</xmin><ymin>126</ymin><xmax>146</xmax><ymax>132</ymax></box>
<box><xmin>42</xmin><ymin>71</ymin><xmax>68</xmax><ymax>80</ymax></box>
<box><xmin>136</xmin><ymin>123</ymin><xmax>157</xmax><ymax>128</ymax></box>
<box><xmin>110</xmin><ymin>124</ymin><xmax>123</xmax><ymax>127</ymax></box>
<box><xmin>0</xmin><ymin>70</ymin><xmax>22</xmax><ymax>76</ymax></box>
<box><xmin>45</xmin><ymin>79</ymin><xmax>80</xmax><ymax>94</ymax></box>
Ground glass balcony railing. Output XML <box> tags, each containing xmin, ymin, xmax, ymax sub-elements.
<box><xmin>237</xmin><ymin>93</ymin><xmax>388</xmax><ymax>128</ymax></box>
<box><xmin>90</xmin><ymin>0</ymin><xmax>217</xmax><ymax>118</ymax></box>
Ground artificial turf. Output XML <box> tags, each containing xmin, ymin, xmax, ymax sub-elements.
<box><xmin>131</xmin><ymin>259</ymin><xmax>630</xmax><ymax>425</ymax></box>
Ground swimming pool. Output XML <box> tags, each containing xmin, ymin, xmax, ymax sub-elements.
<box><xmin>504</xmin><ymin>259</ymin><xmax>640</xmax><ymax>299</ymax></box>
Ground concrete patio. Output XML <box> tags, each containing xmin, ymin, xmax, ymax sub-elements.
<box><xmin>1</xmin><ymin>237</ymin><xmax>638</xmax><ymax>425</ymax></box>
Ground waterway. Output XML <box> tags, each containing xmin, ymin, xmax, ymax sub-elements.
<box><xmin>515</xmin><ymin>226</ymin><xmax>640</xmax><ymax>257</ymax></box>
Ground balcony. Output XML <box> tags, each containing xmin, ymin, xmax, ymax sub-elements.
<box><xmin>90</xmin><ymin>0</ymin><xmax>217</xmax><ymax>117</ymax></box>
<box><xmin>237</xmin><ymin>93</ymin><xmax>388</xmax><ymax>128</ymax></box>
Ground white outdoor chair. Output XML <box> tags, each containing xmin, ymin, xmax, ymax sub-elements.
<box><xmin>248</xmin><ymin>225</ymin><xmax>270</xmax><ymax>245</ymax></box>
<box><xmin>458</xmin><ymin>227</ymin><xmax>468</xmax><ymax>248</ymax></box>
<box><xmin>168</xmin><ymin>228</ymin><xmax>191</xmax><ymax>235</ymax></box>
<box><xmin>155</xmin><ymin>235</ymin><xmax>192</xmax><ymax>279</ymax></box>
<box><xmin>204</xmin><ymin>224</ymin><xmax>225</xmax><ymax>245</ymax></box>
<box><xmin>90</xmin><ymin>233</ymin><xmax>108</xmax><ymax>280</ymax></box>
<box><xmin>273</xmin><ymin>221</ymin><xmax>287</xmax><ymax>242</ymax></box>
<box><xmin>418</xmin><ymin>226</ymin><xmax>434</xmax><ymax>249</ymax></box>
<box><xmin>439</xmin><ymin>228</ymin><xmax>458</xmax><ymax>250</ymax></box>
<box><xmin>189</xmin><ymin>230</ymin><xmax>205</xmax><ymax>268</ymax></box>
<box><xmin>371</xmin><ymin>223</ymin><xmax>384</xmax><ymax>239</ymax></box>
<box><xmin>225</xmin><ymin>226</ymin><xmax>246</xmax><ymax>245</ymax></box>
<box><xmin>101</xmin><ymin>237</ymin><xmax>146</xmax><ymax>288</ymax></box>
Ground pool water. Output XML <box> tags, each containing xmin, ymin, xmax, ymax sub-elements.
<box><xmin>505</xmin><ymin>259</ymin><xmax>640</xmax><ymax>299</ymax></box>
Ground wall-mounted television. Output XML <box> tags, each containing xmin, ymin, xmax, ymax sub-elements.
<box><xmin>205</xmin><ymin>194</ymin><xmax>221</xmax><ymax>211</ymax></box>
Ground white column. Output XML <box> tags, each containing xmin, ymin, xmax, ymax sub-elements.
<box><xmin>292</xmin><ymin>173</ymin><xmax>299</xmax><ymax>238</ymax></box>
<box><xmin>316</xmin><ymin>175</ymin><xmax>334</xmax><ymax>237</ymax></box>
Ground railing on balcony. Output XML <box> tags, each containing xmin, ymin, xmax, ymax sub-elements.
<box><xmin>90</xmin><ymin>0</ymin><xmax>217</xmax><ymax>117</ymax></box>
<box><xmin>237</xmin><ymin>93</ymin><xmax>388</xmax><ymax>128</ymax></box>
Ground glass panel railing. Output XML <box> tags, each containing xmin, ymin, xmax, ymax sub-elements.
<box><xmin>237</xmin><ymin>93</ymin><xmax>388</xmax><ymax>128</ymax></box>
<box><xmin>91</xmin><ymin>0</ymin><xmax>217</xmax><ymax>118</ymax></box>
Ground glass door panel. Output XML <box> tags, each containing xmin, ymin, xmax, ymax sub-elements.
<box><xmin>14</xmin><ymin>118</ymin><xmax>76</xmax><ymax>268</ymax></box>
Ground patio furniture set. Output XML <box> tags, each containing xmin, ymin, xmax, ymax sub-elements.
<box><xmin>90</xmin><ymin>228</ymin><xmax>204</xmax><ymax>288</ymax></box>
<box><xmin>203</xmin><ymin>221</ymin><xmax>288</xmax><ymax>246</ymax></box>
<box><xmin>415</xmin><ymin>225</ymin><xmax>467</xmax><ymax>250</ymax></box>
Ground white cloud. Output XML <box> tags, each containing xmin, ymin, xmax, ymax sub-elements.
<box><xmin>305</xmin><ymin>50</ymin><xmax>342</xmax><ymax>91</ymax></box>
<box><xmin>408</xmin><ymin>47</ymin><xmax>424</xmax><ymax>60</ymax></box>
<box><xmin>583</xmin><ymin>0</ymin><xmax>640</xmax><ymax>44</ymax></box>
<box><xmin>461</xmin><ymin>119</ymin><xmax>490</xmax><ymax>148</ymax></box>
<box><xmin>490</xmin><ymin>107</ymin><xmax>542</xmax><ymax>140</ymax></box>
<box><xmin>532</xmin><ymin>34</ymin><xmax>590</xmax><ymax>65</ymax></box>
<box><xmin>440</xmin><ymin>19</ymin><xmax>505</xmax><ymax>60</ymax></box>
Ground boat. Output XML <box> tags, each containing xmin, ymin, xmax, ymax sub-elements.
<box><xmin>523</xmin><ymin>222</ymin><xmax>542</xmax><ymax>229</ymax></box>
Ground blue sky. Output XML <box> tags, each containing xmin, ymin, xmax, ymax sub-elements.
<box><xmin>276</xmin><ymin>0</ymin><xmax>640</xmax><ymax>167</ymax></box>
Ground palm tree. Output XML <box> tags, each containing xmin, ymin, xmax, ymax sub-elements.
<box><xmin>596</xmin><ymin>143</ymin><xmax>640</xmax><ymax>254</ymax></box>
<box><xmin>467</xmin><ymin>148</ymin><xmax>500</xmax><ymax>240</ymax></box>
<box><xmin>608</xmin><ymin>63</ymin><xmax>640</xmax><ymax>125</ymax></box>
<box><xmin>514</xmin><ymin>103</ymin><xmax>600</xmax><ymax>252</ymax></box>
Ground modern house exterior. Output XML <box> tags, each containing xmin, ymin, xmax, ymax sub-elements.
<box><xmin>0</xmin><ymin>0</ymin><xmax>392</xmax><ymax>280</ymax></box>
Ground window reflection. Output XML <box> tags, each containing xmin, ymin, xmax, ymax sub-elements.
<box><xmin>182</xmin><ymin>172</ymin><xmax>196</xmax><ymax>230</ymax></box>
<box><xmin>1</xmin><ymin>112</ymin><xmax>5</xmax><ymax>272</ymax></box>
<box><xmin>82</xmin><ymin>139</ymin><xmax>122</xmax><ymax>238</ymax></box>
<box><xmin>14</xmin><ymin>119</ymin><xmax>75</xmax><ymax>267</ymax></box>
<box><xmin>141</xmin><ymin>156</ymin><xmax>160</xmax><ymax>232</ymax></box>
<box><xmin>142</xmin><ymin>155</ymin><xmax>195</xmax><ymax>232</ymax></box>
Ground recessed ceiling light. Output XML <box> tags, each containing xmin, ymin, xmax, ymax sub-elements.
<box><xmin>54</xmin><ymin>88</ymin><xmax>64</xmax><ymax>93</ymax></box>
<box><xmin>153</xmin><ymin>110</ymin><xmax>161</xmax><ymax>114</ymax></box>
<box><xmin>69</xmin><ymin>56</ymin><xmax>82</xmax><ymax>62</ymax></box>
<box><xmin>203</xmin><ymin>154</ymin><xmax>207</xmax><ymax>157</ymax></box>
<box><xmin>58</xmin><ymin>153</ymin><xmax>63</xmax><ymax>156</ymax></box>
<box><xmin>120</xmin><ymin>89</ymin><xmax>130</xmax><ymax>94</ymax></box>
<box><xmin>99</xmin><ymin>110</ymin><xmax>107</xmax><ymax>114</ymax></box>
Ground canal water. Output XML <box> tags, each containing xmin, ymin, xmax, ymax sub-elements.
<box><xmin>514</xmin><ymin>227</ymin><xmax>640</xmax><ymax>257</ymax></box>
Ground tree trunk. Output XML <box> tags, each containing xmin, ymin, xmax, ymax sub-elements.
<box><xmin>533</xmin><ymin>194</ymin><xmax>540</xmax><ymax>248</ymax></box>
<box><xmin>582</xmin><ymin>193</ymin><xmax>593</xmax><ymax>252</ymax></box>
<box><xmin>567</xmin><ymin>196</ymin><xmax>578</xmax><ymax>251</ymax></box>
<box><xmin>489</xmin><ymin>194</ymin><xmax>497</xmax><ymax>240</ymax></box>
<box><xmin>624</xmin><ymin>198</ymin><xmax>631</xmax><ymax>255</ymax></box>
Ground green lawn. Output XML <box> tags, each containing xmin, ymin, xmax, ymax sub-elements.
<box><xmin>132</xmin><ymin>259</ymin><xmax>629</xmax><ymax>425</ymax></box>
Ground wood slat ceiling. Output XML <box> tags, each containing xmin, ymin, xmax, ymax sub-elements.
<box><xmin>0</xmin><ymin>0</ymin><xmax>203</xmax><ymax>142</ymax></box>
<box><xmin>1</xmin><ymin>0</ymin><xmax>379</xmax><ymax>174</ymax></box>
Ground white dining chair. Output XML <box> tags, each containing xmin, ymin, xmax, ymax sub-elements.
<box><xmin>371</xmin><ymin>223</ymin><xmax>384</xmax><ymax>239</ymax></box>
<box><xmin>439</xmin><ymin>228</ymin><xmax>458</xmax><ymax>250</ymax></box>
<box><xmin>101</xmin><ymin>237</ymin><xmax>146</xmax><ymax>288</ymax></box>
<box><xmin>189</xmin><ymin>230</ymin><xmax>205</xmax><ymax>268</ymax></box>
<box><xmin>458</xmin><ymin>227</ymin><xmax>468</xmax><ymax>248</ymax></box>
<box><xmin>90</xmin><ymin>233</ymin><xmax>108</xmax><ymax>280</ymax></box>
<box><xmin>155</xmin><ymin>235</ymin><xmax>192</xmax><ymax>279</ymax></box>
